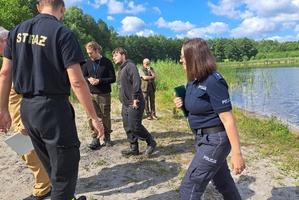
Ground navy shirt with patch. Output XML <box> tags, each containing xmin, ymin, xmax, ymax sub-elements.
<box><xmin>4</xmin><ymin>14</ymin><xmax>85</xmax><ymax>96</ymax></box>
<box><xmin>185</xmin><ymin>72</ymin><xmax>232</xmax><ymax>129</ymax></box>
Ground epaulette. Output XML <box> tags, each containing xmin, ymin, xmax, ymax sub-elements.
<box><xmin>212</xmin><ymin>71</ymin><xmax>223</xmax><ymax>80</ymax></box>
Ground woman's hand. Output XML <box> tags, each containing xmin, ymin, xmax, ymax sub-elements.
<box><xmin>174</xmin><ymin>93</ymin><xmax>183</xmax><ymax>109</ymax></box>
<box><xmin>230</xmin><ymin>153</ymin><xmax>246</xmax><ymax>175</ymax></box>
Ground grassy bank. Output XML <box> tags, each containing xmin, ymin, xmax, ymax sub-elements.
<box><xmin>218</xmin><ymin>57</ymin><xmax>299</xmax><ymax>68</ymax></box>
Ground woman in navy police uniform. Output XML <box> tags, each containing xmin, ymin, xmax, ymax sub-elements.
<box><xmin>174</xmin><ymin>38</ymin><xmax>246</xmax><ymax>200</ymax></box>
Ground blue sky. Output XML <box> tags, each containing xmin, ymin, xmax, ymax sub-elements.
<box><xmin>64</xmin><ymin>0</ymin><xmax>299</xmax><ymax>42</ymax></box>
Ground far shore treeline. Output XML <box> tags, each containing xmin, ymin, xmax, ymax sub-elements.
<box><xmin>1</xmin><ymin>4</ymin><xmax>299</xmax><ymax>65</ymax></box>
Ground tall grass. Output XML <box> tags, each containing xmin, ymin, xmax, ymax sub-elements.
<box><xmin>110</xmin><ymin>59</ymin><xmax>186</xmax><ymax>109</ymax></box>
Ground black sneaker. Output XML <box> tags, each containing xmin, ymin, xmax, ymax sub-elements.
<box><xmin>76</xmin><ymin>196</ymin><xmax>87</xmax><ymax>200</ymax></box>
<box><xmin>23</xmin><ymin>190</ymin><xmax>51</xmax><ymax>200</ymax></box>
<box><xmin>145</xmin><ymin>140</ymin><xmax>157</xmax><ymax>156</ymax></box>
<box><xmin>88</xmin><ymin>138</ymin><xmax>101</xmax><ymax>150</ymax></box>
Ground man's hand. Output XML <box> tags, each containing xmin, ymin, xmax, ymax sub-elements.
<box><xmin>133</xmin><ymin>99</ymin><xmax>139</xmax><ymax>109</ymax></box>
<box><xmin>88</xmin><ymin>77</ymin><xmax>100</xmax><ymax>85</ymax></box>
<box><xmin>0</xmin><ymin>111</ymin><xmax>11</xmax><ymax>133</ymax></box>
<box><xmin>90</xmin><ymin>118</ymin><xmax>104</xmax><ymax>138</ymax></box>
<box><xmin>19</xmin><ymin>128</ymin><xmax>28</xmax><ymax>136</ymax></box>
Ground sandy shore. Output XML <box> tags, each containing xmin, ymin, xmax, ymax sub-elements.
<box><xmin>0</xmin><ymin>100</ymin><xmax>299</xmax><ymax>200</ymax></box>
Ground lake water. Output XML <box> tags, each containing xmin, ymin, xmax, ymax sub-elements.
<box><xmin>229</xmin><ymin>66</ymin><xmax>299</xmax><ymax>130</ymax></box>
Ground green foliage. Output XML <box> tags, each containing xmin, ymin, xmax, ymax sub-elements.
<box><xmin>110</xmin><ymin>35</ymin><xmax>186</xmax><ymax>64</ymax></box>
<box><xmin>0</xmin><ymin>0</ymin><xmax>37</xmax><ymax>30</ymax></box>
<box><xmin>208</xmin><ymin>37</ymin><xmax>258</xmax><ymax>62</ymax></box>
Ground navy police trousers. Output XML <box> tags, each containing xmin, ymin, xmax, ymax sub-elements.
<box><xmin>180</xmin><ymin>129</ymin><xmax>241</xmax><ymax>200</ymax></box>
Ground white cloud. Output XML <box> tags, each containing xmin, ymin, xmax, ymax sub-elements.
<box><xmin>136</xmin><ymin>29</ymin><xmax>155</xmax><ymax>37</ymax></box>
<box><xmin>107</xmin><ymin>16</ymin><xmax>114</xmax><ymax>21</ymax></box>
<box><xmin>231</xmin><ymin>13</ymin><xmax>299</xmax><ymax>39</ymax></box>
<box><xmin>266</xmin><ymin>35</ymin><xmax>297</xmax><ymax>42</ymax></box>
<box><xmin>87</xmin><ymin>0</ymin><xmax>146</xmax><ymax>14</ymax></box>
<box><xmin>127</xmin><ymin>1</ymin><xmax>146</xmax><ymax>14</ymax></box>
<box><xmin>244</xmin><ymin>0</ymin><xmax>299</xmax><ymax>17</ymax></box>
<box><xmin>208</xmin><ymin>0</ymin><xmax>252</xmax><ymax>20</ymax></box>
<box><xmin>230</xmin><ymin>17</ymin><xmax>274</xmax><ymax>39</ymax></box>
<box><xmin>153</xmin><ymin>7</ymin><xmax>161</xmax><ymax>15</ymax></box>
<box><xmin>107</xmin><ymin>0</ymin><xmax>146</xmax><ymax>14</ymax></box>
<box><xmin>154</xmin><ymin>17</ymin><xmax>196</xmax><ymax>32</ymax></box>
<box><xmin>86</xmin><ymin>0</ymin><xmax>108</xmax><ymax>9</ymax></box>
<box><xmin>185</xmin><ymin>22</ymin><xmax>229</xmax><ymax>39</ymax></box>
<box><xmin>207</xmin><ymin>1</ymin><xmax>298</xmax><ymax>40</ymax></box>
<box><xmin>107</xmin><ymin>0</ymin><xmax>125</xmax><ymax>14</ymax></box>
<box><xmin>120</xmin><ymin>16</ymin><xmax>147</xmax><ymax>33</ymax></box>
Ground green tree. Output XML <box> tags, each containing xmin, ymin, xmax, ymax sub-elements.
<box><xmin>0</xmin><ymin>0</ymin><xmax>38</xmax><ymax>30</ymax></box>
<box><xmin>63</xmin><ymin>6</ymin><xmax>96</xmax><ymax>55</ymax></box>
<box><xmin>63</xmin><ymin>6</ymin><xmax>113</xmax><ymax>58</ymax></box>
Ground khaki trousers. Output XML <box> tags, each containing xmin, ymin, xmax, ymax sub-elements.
<box><xmin>9</xmin><ymin>87</ymin><xmax>51</xmax><ymax>196</ymax></box>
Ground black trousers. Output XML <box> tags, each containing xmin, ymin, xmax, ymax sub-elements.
<box><xmin>21</xmin><ymin>95</ymin><xmax>80</xmax><ymax>200</ymax></box>
<box><xmin>121</xmin><ymin>99</ymin><xmax>153</xmax><ymax>145</ymax></box>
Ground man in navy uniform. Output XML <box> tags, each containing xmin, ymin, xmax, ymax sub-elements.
<box><xmin>0</xmin><ymin>0</ymin><xmax>104</xmax><ymax>199</ymax></box>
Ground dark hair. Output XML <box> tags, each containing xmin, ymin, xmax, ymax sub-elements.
<box><xmin>112</xmin><ymin>47</ymin><xmax>128</xmax><ymax>59</ymax></box>
<box><xmin>182</xmin><ymin>38</ymin><xmax>217</xmax><ymax>81</ymax></box>
<box><xmin>39</xmin><ymin>0</ymin><xmax>65</xmax><ymax>9</ymax></box>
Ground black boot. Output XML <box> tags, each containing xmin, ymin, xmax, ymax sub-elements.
<box><xmin>145</xmin><ymin>135</ymin><xmax>157</xmax><ymax>156</ymax></box>
<box><xmin>121</xmin><ymin>143</ymin><xmax>139</xmax><ymax>156</ymax></box>
<box><xmin>88</xmin><ymin>137</ymin><xmax>101</xmax><ymax>150</ymax></box>
<box><xmin>75</xmin><ymin>196</ymin><xmax>86</xmax><ymax>200</ymax></box>
<box><xmin>103</xmin><ymin>131</ymin><xmax>113</xmax><ymax>147</ymax></box>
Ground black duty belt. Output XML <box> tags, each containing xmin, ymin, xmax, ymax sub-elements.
<box><xmin>193</xmin><ymin>124</ymin><xmax>225</xmax><ymax>135</ymax></box>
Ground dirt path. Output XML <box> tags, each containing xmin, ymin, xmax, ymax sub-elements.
<box><xmin>0</xmin><ymin>99</ymin><xmax>299</xmax><ymax>200</ymax></box>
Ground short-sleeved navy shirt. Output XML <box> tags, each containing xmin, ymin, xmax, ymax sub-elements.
<box><xmin>4</xmin><ymin>14</ymin><xmax>85</xmax><ymax>95</ymax></box>
<box><xmin>185</xmin><ymin>72</ymin><xmax>232</xmax><ymax>129</ymax></box>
